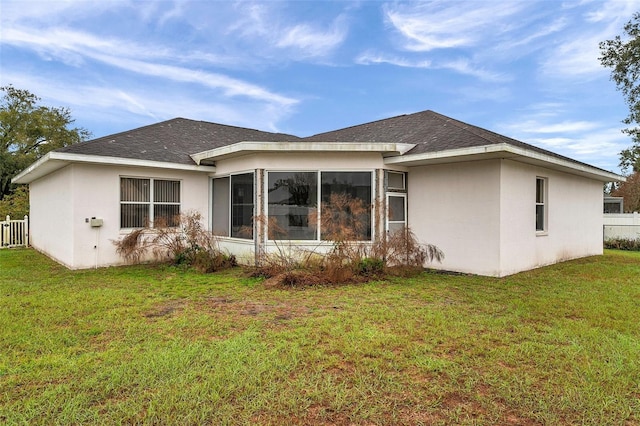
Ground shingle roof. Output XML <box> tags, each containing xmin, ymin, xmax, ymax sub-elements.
<box><xmin>55</xmin><ymin>110</ymin><xmax>598</xmax><ymax>172</ymax></box>
<box><xmin>303</xmin><ymin>110</ymin><xmax>585</xmax><ymax>165</ymax></box>
<box><xmin>57</xmin><ymin>118</ymin><xmax>301</xmax><ymax>165</ymax></box>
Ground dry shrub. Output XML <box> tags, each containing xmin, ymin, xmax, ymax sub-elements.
<box><xmin>371</xmin><ymin>227</ymin><xmax>444</xmax><ymax>276</ymax></box>
<box><xmin>113</xmin><ymin>210</ymin><xmax>236</xmax><ymax>272</ymax></box>
<box><xmin>114</xmin><ymin>228</ymin><xmax>148</xmax><ymax>263</ymax></box>
<box><xmin>252</xmin><ymin>194</ymin><xmax>443</xmax><ymax>287</ymax></box>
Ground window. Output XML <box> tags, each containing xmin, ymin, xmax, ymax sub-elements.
<box><xmin>268</xmin><ymin>172</ymin><xmax>318</xmax><ymax>240</ymax></box>
<box><xmin>231</xmin><ymin>173</ymin><xmax>254</xmax><ymax>238</ymax></box>
<box><xmin>387</xmin><ymin>194</ymin><xmax>406</xmax><ymax>234</ymax></box>
<box><xmin>120</xmin><ymin>177</ymin><xmax>180</xmax><ymax>228</ymax></box>
<box><xmin>536</xmin><ymin>177</ymin><xmax>546</xmax><ymax>232</ymax></box>
<box><xmin>211</xmin><ymin>173</ymin><xmax>254</xmax><ymax>239</ymax></box>
<box><xmin>266</xmin><ymin>171</ymin><xmax>373</xmax><ymax>241</ymax></box>
<box><xmin>387</xmin><ymin>171</ymin><xmax>406</xmax><ymax>190</ymax></box>
<box><xmin>321</xmin><ymin>171</ymin><xmax>372</xmax><ymax>240</ymax></box>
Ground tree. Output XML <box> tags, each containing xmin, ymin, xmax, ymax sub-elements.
<box><xmin>0</xmin><ymin>85</ymin><xmax>90</xmax><ymax>209</ymax></box>
<box><xmin>611</xmin><ymin>170</ymin><xmax>640</xmax><ymax>212</ymax></box>
<box><xmin>599</xmin><ymin>12</ymin><xmax>640</xmax><ymax>173</ymax></box>
<box><xmin>0</xmin><ymin>185</ymin><xmax>29</xmax><ymax>218</ymax></box>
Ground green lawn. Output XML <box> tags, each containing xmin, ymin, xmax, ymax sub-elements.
<box><xmin>1</xmin><ymin>249</ymin><xmax>639</xmax><ymax>425</ymax></box>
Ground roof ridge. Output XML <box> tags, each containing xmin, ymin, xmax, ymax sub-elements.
<box><xmin>306</xmin><ymin>111</ymin><xmax>420</xmax><ymax>138</ymax></box>
<box><xmin>425</xmin><ymin>111</ymin><xmax>509</xmax><ymax>144</ymax></box>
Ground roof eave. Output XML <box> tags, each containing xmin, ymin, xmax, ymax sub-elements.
<box><xmin>384</xmin><ymin>143</ymin><xmax>624</xmax><ymax>182</ymax></box>
<box><xmin>12</xmin><ymin>152</ymin><xmax>217</xmax><ymax>184</ymax></box>
<box><xmin>190</xmin><ymin>141</ymin><xmax>416</xmax><ymax>164</ymax></box>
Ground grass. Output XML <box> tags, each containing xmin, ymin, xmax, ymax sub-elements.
<box><xmin>1</xmin><ymin>248</ymin><xmax>639</xmax><ymax>425</ymax></box>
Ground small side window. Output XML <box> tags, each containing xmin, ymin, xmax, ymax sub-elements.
<box><xmin>536</xmin><ymin>177</ymin><xmax>547</xmax><ymax>232</ymax></box>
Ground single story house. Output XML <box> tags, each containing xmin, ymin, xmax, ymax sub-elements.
<box><xmin>13</xmin><ymin>110</ymin><xmax>622</xmax><ymax>277</ymax></box>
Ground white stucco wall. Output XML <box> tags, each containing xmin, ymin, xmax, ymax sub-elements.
<box><xmin>212</xmin><ymin>152</ymin><xmax>390</xmax><ymax>175</ymax></box>
<box><xmin>29</xmin><ymin>153</ymin><xmax>605</xmax><ymax>275</ymax></box>
<box><xmin>29</xmin><ymin>165</ymin><xmax>75</xmax><ymax>267</ymax></box>
<box><xmin>407</xmin><ymin>159</ymin><xmax>503</xmax><ymax>276</ymax></box>
<box><xmin>408</xmin><ymin>158</ymin><xmax>604</xmax><ymax>277</ymax></box>
<box><xmin>498</xmin><ymin>160</ymin><xmax>603</xmax><ymax>276</ymax></box>
<box><xmin>31</xmin><ymin>163</ymin><xmax>210</xmax><ymax>269</ymax></box>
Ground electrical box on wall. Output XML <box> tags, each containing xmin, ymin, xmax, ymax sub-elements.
<box><xmin>90</xmin><ymin>218</ymin><xmax>103</xmax><ymax>227</ymax></box>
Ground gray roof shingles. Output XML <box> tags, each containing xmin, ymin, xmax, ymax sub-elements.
<box><xmin>56</xmin><ymin>110</ymin><xmax>600</xmax><ymax>171</ymax></box>
<box><xmin>57</xmin><ymin>118</ymin><xmax>301</xmax><ymax>165</ymax></box>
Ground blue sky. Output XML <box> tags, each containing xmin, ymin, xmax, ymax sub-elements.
<box><xmin>1</xmin><ymin>0</ymin><xmax>637</xmax><ymax>173</ymax></box>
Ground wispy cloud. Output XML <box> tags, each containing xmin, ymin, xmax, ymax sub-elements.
<box><xmin>356</xmin><ymin>51</ymin><xmax>509</xmax><ymax>82</ymax></box>
<box><xmin>540</xmin><ymin>0</ymin><xmax>640</xmax><ymax>79</ymax></box>
<box><xmin>275</xmin><ymin>19</ymin><xmax>347</xmax><ymax>58</ymax></box>
<box><xmin>227</xmin><ymin>3</ymin><xmax>348</xmax><ymax>60</ymax></box>
<box><xmin>507</xmin><ymin>120</ymin><xmax>600</xmax><ymax>134</ymax></box>
<box><xmin>356</xmin><ymin>51</ymin><xmax>432</xmax><ymax>68</ymax></box>
<box><xmin>383</xmin><ymin>1</ymin><xmax>528</xmax><ymax>52</ymax></box>
<box><xmin>498</xmin><ymin>107</ymin><xmax>629</xmax><ymax>171</ymax></box>
<box><xmin>2</xmin><ymin>26</ymin><xmax>297</xmax><ymax>107</ymax></box>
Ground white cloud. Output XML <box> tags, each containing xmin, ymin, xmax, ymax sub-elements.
<box><xmin>356</xmin><ymin>51</ymin><xmax>432</xmax><ymax>68</ymax></box>
<box><xmin>508</xmin><ymin>120</ymin><xmax>600</xmax><ymax>134</ymax></box>
<box><xmin>540</xmin><ymin>0</ymin><xmax>640</xmax><ymax>79</ymax></box>
<box><xmin>2</xmin><ymin>26</ymin><xmax>297</xmax><ymax>107</ymax></box>
<box><xmin>356</xmin><ymin>51</ymin><xmax>508</xmax><ymax>82</ymax></box>
<box><xmin>275</xmin><ymin>20</ymin><xmax>347</xmax><ymax>58</ymax></box>
<box><xmin>383</xmin><ymin>1</ymin><xmax>528</xmax><ymax>52</ymax></box>
<box><xmin>1</xmin><ymin>70</ymin><xmax>295</xmax><ymax>134</ymax></box>
<box><xmin>227</xmin><ymin>3</ymin><xmax>348</xmax><ymax>60</ymax></box>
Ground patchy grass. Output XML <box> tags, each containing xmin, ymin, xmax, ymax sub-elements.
<box><xmin>1</xmin><ymin>248</ymin><xmax>639</xmax><ymax>425</ymax></box>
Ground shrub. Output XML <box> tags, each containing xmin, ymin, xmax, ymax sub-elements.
<box><xmin>604</xmin><ymin>238</ymin><xmax>640</xmax><ymax>251</ymax></box>
<box><xmin>113</xmin><ymin>210</ymin><xmax>234</xmax><ymax>272</ymax></box>
<box><xmin>251</xmin><ymin>203</ymin><xmax>443</xmax><ymax>287</ymax></box>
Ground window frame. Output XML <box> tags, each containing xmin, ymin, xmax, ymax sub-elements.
<box><xmin>387</xmin><ymin>171</ymin><xmax>406</xmax><ymax>191</ymax></box>
<box><xmin>265</xmin><ymin>170</ymin><xmax>374</xmax><ymax>242</ymax></box>
<box><xmin>211</xmin><ymin>172</ymin><xmax>255</xmax><ymax>240</ymax></box>
<box><xmin>386</xmin><ymin>193</ymin><xmax>407</xmax><ymax>234</ymax></box>
<box><xmin>120</xmin><ymin>176</ymin><xmax>181</xmax><ymax>229</ymax></box>
<box><xmin>536</xmin><ymin>177</ymin><xmax>548</xmax><ymax>234</ymax></box>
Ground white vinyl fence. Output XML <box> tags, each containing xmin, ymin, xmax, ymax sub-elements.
<box><xmin>603</xmin><ymin>212</ymin><xmax>640</xmax><ymax>240</ymax></box>
<box><xmin>0</xmin><ymin>215</ymin><xmax>29</xmax><ymax>248</ymax></box>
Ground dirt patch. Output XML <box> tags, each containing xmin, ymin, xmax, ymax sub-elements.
<box><xmin>197</xmin><ymin>296</ymin><xmax>313</xmax><ymax>321</ymax></box>
<box><xmin>143</xmin><ymin>299</ymin><xmax>186</xmax><ymax>318</ymax></box>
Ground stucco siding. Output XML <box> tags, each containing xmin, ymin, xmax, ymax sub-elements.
<box><xmin>407</xmin><ymin>160</ymin><xmax>502</xmax><ymax>276</ymax></box>
<box><xmin>29</xmin><ymin>165</ymin><xmax>75</xmax><ymax>267</ymax></box>
<box><xmin>499</xmin><ymin>160</ymin><xmax>603</xmax><ymax>276</ymax></box>
<box><xmin>31</xmin><ymin>164</ymin><xmax>210</xmax><ymax>269</ymax></box>
<box><xmin>212</xmin><ymin>152</ymin><xmax>391</xmax><ymax>176</ymax></box>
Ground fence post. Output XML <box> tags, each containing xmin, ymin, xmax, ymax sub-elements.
<box><xmin>2</xmin><ymin>216</ymin><xmax>8</xmax><ymax>248</ymax></box>
<box><xmin>24</xmin><ymin>215</ymin><xmax>29</xmax><ymax>247</ymax></box>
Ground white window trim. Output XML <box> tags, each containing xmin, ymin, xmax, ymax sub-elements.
<box><xmin>210</xmin><ymin>171</ymin><xmax>256</xmax><ymax>241</ymax></box>
<box><xmin>386</xmin><ymin>193</ymin><xmax>407</xmax><ymax>233</ymax></box>
<box><xmin>265</xmin><ymin>169</ymin><xmax>375</xmax><ymax>242</ymax></box>
<box><xmin>536</xmin><ymin>176</ymin><xmax>548</xmax><ymax>235</ymax></box>
<box><xmin>120</xmin><ymin>176</ymin><xmax>182</xmax><ymax>229</ymax></box>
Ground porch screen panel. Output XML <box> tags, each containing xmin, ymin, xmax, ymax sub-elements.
<box><xmin>268</xmin><ymin>172</ymin><xmax>317</xmax><ymax>240</ymax></box>
<box><xmin>321</xmin><ymin>171</ymin><xmax>372</xmax><ymax>240</ymax></box>
<box><xmin>121</xmin><ymin>178</ymin><xmax>150</xmax><ymax>228</ymax></box>
<box><xmin>212</xmin><ymin>177</ymin><xmax>230</xmax><ymax>236</ymax></box>
<box><xmin>154</xmin><ymin>179</ymin><xmax>180</xmax><ymax>227</ymax></box>
<box><xmin>231</xmin><ymin>173</ymin><xmax>254</xmax><ymax>239</ymax></box>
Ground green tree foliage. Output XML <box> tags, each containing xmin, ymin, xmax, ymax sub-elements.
<box><xmin>599</xmin><ymin>12</ymin><xmax>640</xmax><ymax>173</ymax></box>
<box><xmin>0</xmin><ymin>185</ymin><xmax>29</xmax><ymax>218</ymax></box>
<box><xmin>0</xmin><ymin>85</ymin><xmax>91</xmax><ymax>204</ymax></box>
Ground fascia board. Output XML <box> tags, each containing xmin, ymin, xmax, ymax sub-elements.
<box><xmin>384</xmin><ymin>143</ymin><xmax>625</xmax><ymax>182</ymax></box>
<box><xmin>190</xmin><ymin>141</ymin><xmax>417</xmax><ymax>164</ymax></box>
<box><xmin>12</xmin><ymin>152</ymin><xmax>216</xmax><ymax>184</ymax></box>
